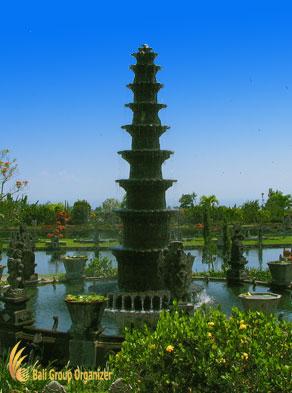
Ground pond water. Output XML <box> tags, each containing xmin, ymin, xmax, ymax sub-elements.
<box><xmin>21</xmin><ymin>278</ymin><xmax>292</xmax><ymax>336</ymax></box>
<box><xmin>1</xmin><ymin>247</ymin><xmax>291</xmax><ymax>335</ymax></box>
<box><xmin>1</xmin><ymin>248</ymin><xmax>292</xmax><ymax>334</ymax></box>
<box><xmin>0</xmin><ymin>247</ymin><xmax>285</xmax><ymax>275</ymax></box>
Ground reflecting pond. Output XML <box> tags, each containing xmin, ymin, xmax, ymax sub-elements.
<box><xmin>0</xmin><ymin>247</ymin><xmax>285</xmax><ymax>275</ymax></box>
<box><xmin>22</xmin><ymin>278</ymin><xmax>292</xmax><ymax>336</ymax></box>
<box><xmin>1</xmin><ymin>247</ymin><xmax>291</xmax><ymax>335</ymax></box>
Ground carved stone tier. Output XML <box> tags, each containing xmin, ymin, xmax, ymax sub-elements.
<box><xmin>117</xmin><ymin>180</ymin><xmax>175</xmax><ymax>210</ymax></box>
<box><xmin>127</xmin><ymin>82</ymin><xmax>163</xmax><ymax>102</ymax></box>
<box><xmin>116</xmin><ymin>210</ymin><xmax>173</xmax><ymax>249</ymax></box>
<box><xmin>122</xmin><ymin>125</ymin><xmax>170</xmax><ymax>149</ymax></box>
<box><xmin>106</xmin><ymin>290</ymin><xmax>172</xmax><ymax>312</ymax></box>
<box><xmin>118</xmin><ymin>150</ymin><xmax>173</xmax><ymax>178</ymax></box>
<box><xmin>113</xmin><ymin>248</ymin><xmax>164</xmax><ymax>291</ymax></box>
<box><xmin>129</xmin><ymin>64</ymin><xmax>162</xmax><ymax>83</ymax></box>
<box><xmin>125</xmin><ymin>103</ymin><xmax>166</xmax><ymax>124</ymax></box>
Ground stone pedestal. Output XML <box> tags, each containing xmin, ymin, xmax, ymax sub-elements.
<box><xmin>0</xmin><ymin>288</ymin><xmax>34</xmax><ymax>351</ymax></box>
<box><xmin>69</xmin><ymin>338</ymin><xmax>97</xmax><ymax>367</ymax></box>
<box><xmin>227</xmin><ymin>259</ymin><xmax>248</xmax><ymax>284</ymax></box>
<box><xmin>65</xmin><ymin>298</ymin><xmax>107</xmax><ymax>367</ymax></box>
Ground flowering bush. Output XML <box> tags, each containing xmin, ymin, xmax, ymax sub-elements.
<box><xmin>104</xmin><ymin>305</ymin><xmax>292</xmax><ymax>392</ymax></box>
<box><xmin>0</xmin><ymin>149</ymin><xmax>28</xmax><ymax>201</ymax></box>
<box><xmin>47</xmin><ymin>210</ymin><xmax>69</xmax><ymax>240</ymax></box>
<box><xmin>280</xmin><ymin>249</ymin><xmax>292</xmax><ymax>262</ymax></box>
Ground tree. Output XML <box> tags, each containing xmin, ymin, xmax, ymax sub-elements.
<box><xmin>101</xmin><ymin>198</ymin><xmax>121</xmax><ymax>225</ymax></box>
<box><xmin>199</xmin><ymin>195</ymin><xmax>219</xmax><ymax>209</ymax></box>
<box><xmin>264</xmin><ymin>189</ymin><xmax>292</xmax><ymax>222</ymax></box>
<box><xmin>241</xmin><ymin>200</ymin><xmax>260</xmax><ymax>224</ymax></box>
<box><xmin>0</xmin><ymin>149</ymin><xmax>28</xmax><ymax>201</ymax></box>
<box><xmin>202</xmin><ymin>207</ymin><xmax>212</xmax><ymax>245</ymax></box>
<box><xmin>102</xmin><ymin>198</ymin><xmax>121</xmax><ymax>212</ymax></box>
<box><xmin>179</xmin><ymin>193</ymin><xmax>197</xmax><ymax>208</ymax></box>
<box><xmin>70</xmin><ymin>200</ymin><xmax>91</xmax><ymax>225</ymax></box>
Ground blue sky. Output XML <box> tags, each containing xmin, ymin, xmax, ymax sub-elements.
<box><xmin>1</xmin><ymin>1</ymin><xmax>292</xmax><ymax>208</ymax></box>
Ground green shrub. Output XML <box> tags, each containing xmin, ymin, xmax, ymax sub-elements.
<box><xmin>84</xmin><ymin>256</ymin><xmax>117</xmax><ymax>277</ymax></box>
<box><xmin>192</xmin><ymin>268</ymin><xmax>272</xmax><ymax>282</ymax></box>
<box><xmin>105</xmin><ymin>305</ymin><xmax>292</xmax><ymax>392</ymax></box>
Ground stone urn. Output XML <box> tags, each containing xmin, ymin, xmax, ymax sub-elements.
<box><xmin>64</xmin><ymin>294</ymin><xmax>108</xmax><ymax>336</ymax></box>
<box><xmin>267</xmin><ymin>261</ymin><xmax>292</xmax><ymax>287</ymax></box>
<box><xmin>239</xmin><ymin>292</ymin><xmax>281</xmax><ymax>316</ymax></box>
<box><xmin>61</xmin><ymin>256</ymin><xmax>88</xmax><ymax>281</ymax></box>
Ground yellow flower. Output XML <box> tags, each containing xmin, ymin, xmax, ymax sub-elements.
<box><xmin>207</xmin><ymin>332</ymin><xmax>212</xmax><ymax>338</ymax></box>
<box><xmin>208</xmin><ymin>322</ymin><xmax>215</xmax><ymax>326</ymax></box>
<box><xmin>220</xmin><ymin>358</ymin><xmax>226</xmax><ymax>364</ymax></box>
<box><xmin>239</xmin><ymin>324</ymin><xmax>247</xmax><ymax>330</ymax></box>
<box><xmin>166</xmin><ymin>345</ymin><xmax>174</xmax><ymax>352</ymax></box>
<box><xmin>241</xmin><ymin>352</ymin><xmax>249</xmax><ymax>360</ymax></box>
<box><xmin>240</xmin><ymin>320</ymin><xmax>245</xmax><ymax>324</ymax></box>
<box><xmin>241</xmin><ymin>339</ymin><xmax>247</xmax><ymax>344</ymax></box>
<box><xmin>150</xmin><ymin>344</ymin><xmax>156</xmax><ymax>349</ymax></box>
<box><xmin>229</xmin><ymin>316</ymin><xmax>233</xmax><ymax>321</ymax></box>
<box><xmin>138</xmin><ymin>380</ymin><xmax>142</xmax><ymax>383</ymax></box>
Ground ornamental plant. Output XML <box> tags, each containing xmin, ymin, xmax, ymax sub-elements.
<box><xmin>278</xmin><ymin>249</ymin><xmax>292</xmax><ymax>263</ymax></box>
<box><xmin>65</xmin><ymin>293</ymin><xmax>108</xmax><ymax>303</ymax></box>
<box><xmin>84</xmin><ymin>256</ymin><xmax>117</xmax><ymax>278</ymax></box>
<box><xmin>47</xmin><ymin>210</ymin><xmax>69</xmax><ymax>240</ymax></box>
<box><xmin>103</xmin><ymin>304</ymin><xmax>292</xmax><ymax>392</ymax></box>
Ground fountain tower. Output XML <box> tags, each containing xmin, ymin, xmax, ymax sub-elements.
<box><xmin>113</xmin><ymin>44</ymin><xmax>176</xmax><ymax>292</ymax></box>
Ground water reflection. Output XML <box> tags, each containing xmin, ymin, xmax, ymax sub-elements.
<box><xmin>195</xmin><ymin>279</ymin><xmax>292</xmax><ymax>322</ymax></box>
<box><xmin>24</xmin><ymin>278</ymin><xmax>292</xmax><ymax>336</ymax></box>
<box><xmin>0</xmin><ymin>247</ymin><xmax>287</xmax><ymax>275</ymax></box>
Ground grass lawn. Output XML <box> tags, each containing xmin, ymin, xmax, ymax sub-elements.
<box><xmin>2</xmin><ymin>238</ymin><xmax>119</xmax><ymax>248</ymax></box>
<box><xmin>184</xmin><ymin>236</ymin><xmax>292</xmax><ymax>247</ymax></box>
<box><xmin>2</xmin><ymin>236</ymin><xmax>292</xmax><ymax>250</ymax></box>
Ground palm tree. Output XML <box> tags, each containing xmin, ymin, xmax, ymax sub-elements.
<box><xmin>199</xmin><ymin>195</ymin><xmax>219</xmax><ymax>209</ymax></box>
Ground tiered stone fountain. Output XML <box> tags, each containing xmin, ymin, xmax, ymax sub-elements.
<box><xmin>113</xmin><ymin>44</ymin><xmax>176</xmax><ymax>292</ymax></box>
<box><xmin>107</xmin><ymin>45</ymin><xmax>199</xmax><ymax>325</ymax></box>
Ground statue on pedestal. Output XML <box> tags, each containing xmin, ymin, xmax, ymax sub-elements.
<box><xmin>7</xmin><ymin>225</ymin><xmax>38</xmax><ymax>285</ymax></box>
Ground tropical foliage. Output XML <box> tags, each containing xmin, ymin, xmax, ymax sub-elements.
<box><xmin>104</xmin><ymin>305</ymin><xmax>292</xmax><ymax>393</ymax></box>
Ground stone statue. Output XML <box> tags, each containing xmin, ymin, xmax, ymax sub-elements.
<box><xmin>159</xmin><ymin>241</ymin><xmax>194</xmax><ymax>301</ymax></box>
<box><xmin>7</xmin><ymin>257</ymin><xmax>24</xmax><ymax>289</ymax></box>
<box><xmin>227</xmin><ymin>224</ymin><xmax>248</xmax><ymax>283</ymax></box>
<box><xmin>7</xmin><ymin>225</ymin><xmax>37</xmax><ymax>284</ymax></box>
<box><xmin>230</xmin><ymin>224</ymin><xmax>245</xmax><ymax>262</ymax></box>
